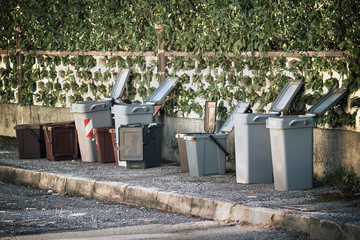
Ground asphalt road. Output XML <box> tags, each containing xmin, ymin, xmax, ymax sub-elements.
<box><xmin>0</xmin><ymin>181</ymin><xmax>314</xmax><ymax>239</ymax></box>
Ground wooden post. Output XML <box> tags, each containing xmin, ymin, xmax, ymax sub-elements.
<box><xmin>15</xmin><ymin>28</ymin><xmax>24</xmax><ymax>104</ymax></box>
<box><xmin>155</xmin><ymin>24</ymin><xmax>166</xmax><ymax>83</ymax></box>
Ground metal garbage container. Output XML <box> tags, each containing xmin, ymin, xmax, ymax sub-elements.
<box><xmin>14</xmin><ymin>123</ymin><xmax>46</xmax><ymax>159</ymax></box>
<box><xmin>42</xmin><ymin>121</ymin><xmax>79</xmax><ymax>161</ymax></box>
<box><xmin>234</xmin><ymin>79</ymin><xmax>303</xmax><ymax>184</ymax></box>
<box><xmin>117</xmin><ymin>123</ymin><xmax>164</xmax><ymax>169</ymax></box>
<box><xmin>112</xmin><ymin>77</ymin><xmax>180</xmax><ymax>167</ymax></box>
<box><xmin>267</xmin><ymin>88</ymin><xmax>347</xmax><ymax>191</ymax></box>
<box><xmin>70</xmin><ymin>68</ymin><xmax>131</xmax><ymax>162</ymax></box>
<box><xmin>183</xmin><ymin>101</ymin><xmax>250</xmax><ymax>176</ymax></box>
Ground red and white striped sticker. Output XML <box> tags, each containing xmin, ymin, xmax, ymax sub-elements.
<box><xmin>84</xmin><ymin>119</ymin><xmax>94</xmax><ymax>137</ymax></box>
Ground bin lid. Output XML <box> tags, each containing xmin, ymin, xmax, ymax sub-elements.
<box><xmin>307</xmin><ymin>88</ymin><xmax>348</xmax><ymax>116</ymax></box>
<box><xmin>204</xmin><ymin>101</ymin><xmax>217</xmax><ymax>132</ymax></box>
<box><xmin>220</xmin><ymin>101</ymin><xmax>250</xmax><ymax>133</ymax></box>
<box><xmin>269</xmin><ymin>79</ymin><xmax>303</xmax><ymax>113</ymax></box>
<box><xmin>110</xmin><ymin>68</ymin><xmax>132</xmax><ymax>99</ymax></box>
<box><xmin>146</xmin><ymin>77</ymin><xmax>180</xmax><ymax>104</ymax></box>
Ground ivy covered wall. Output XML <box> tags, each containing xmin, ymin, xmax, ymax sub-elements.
<box><xmin>0</xmin><ymin>0</ymin><xmax>359</xmax><ymax>130</ymax></box>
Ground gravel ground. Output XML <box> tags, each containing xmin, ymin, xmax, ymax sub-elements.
<box><xmin>1</xmin><ymin>136</ymin><xmax>359</xmax><ymax>228</ymax></box>
<box><xmin>0</xmin><ymin>181</ymin><xmax>205</xmax><ymax>238</ymax></box>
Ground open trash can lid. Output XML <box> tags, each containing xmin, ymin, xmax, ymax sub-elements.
<box><xmin>71</xmin><ymin>68</ymin><xmax>132</xmax><ymax>113</ymax></box>
<box><xmin>307</xmin><ymin>88</ymin><xmax>348</xmax><ymax>116</ymax></box>
<box><xmin>146</xmin><ymin>77</ymin><xmax>180</xmax><ymax>104</ymax></box>
<box><xmin>110</xmin><ymin>68</ymin><xmax>132</xmax><ymax>99</ymax></box>
<box><xmin>270</xmin><ymin>79</ymin><xmax>303</xmax><ymax>113</ymax></box>
<box><xmin>220</xmin><ymin>101</ymin><xmax>250</xmax><ymax>133</ymax></box>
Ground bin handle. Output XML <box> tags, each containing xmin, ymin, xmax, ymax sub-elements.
<box><xmin>25</xmin><ymin>126</ymin><xmax>41</xmax><ymax>143</ymax></box>
<box><xmin>90</xmin><ymin>103</ymin><xmax>108</xmax><ymax>111</ymax></box>
<box><xmin>289</xmin><ymin>119</ymin><xmax>309</xmax><ymax>126</ymax></box>
<box><xmin>208</xmin><ymin>135</ymin><xmax>229</xmax><ymax>156</ymax></box>
<box><xmin>44</xmin><ymin>127</ymin><xmax>52</xmax><ymax>145</ymax></box>
<box><xmin>253</xmin><ymin>115</ymin><xmax>268</xmax><ymax>122</ymax></box>
<box><xmin>132</xmin><ymin>106</ymin><xmax>149</xmax><ymax>113</ymax></box>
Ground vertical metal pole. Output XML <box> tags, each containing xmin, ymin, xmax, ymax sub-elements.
<box><xmin>15</xmin><ymin>29</ymin><xmax>23</xmax><ymax>104</ymax></box>
<box><xmin>155</xmin><ymin>24</ymin><xmax>166</xmax><ymax>83</ymax></box>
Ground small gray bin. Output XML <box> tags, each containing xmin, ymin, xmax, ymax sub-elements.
<box><xmin>267</xmin><ymin>88</ymin><xmax>348</xmax><ymax>191</ymax></box>
<box><xmin>184</xmin><ymin>133</ymin><xmax>227</xmax><ymax>176</ymax></box>
<box><xmin>234</xmin><ymin>79</ymin><xmax>304</xmax><ymax>183</ymax></box>
<box><xmin>183</xmin><ymin>101</ymin><xmax>250</xmax><ymax>177</ymax></box>
<box><xmin>118</xmin><ymin>123</ymin><xmax>164</xmax><ymax>169</ymax></box>
<box><xmin>70</xmin><ymin>69</ymin><xmax>131</xmax><ymax>162</ymax></box>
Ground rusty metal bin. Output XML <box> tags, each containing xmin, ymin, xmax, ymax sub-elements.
<box><xmin>14</xmin><ymin>124</ymin><xmax>46</xmax><ymax>159</ymax></box>
<box><xmin>93</xmin><ymin>127</ymin><xmax>115</xmax><ymax>164</ymax></box>
<box><xmin>42</xmin><ymin>121</ymin><xmax>78</xmax><ymax>161</ymax></box>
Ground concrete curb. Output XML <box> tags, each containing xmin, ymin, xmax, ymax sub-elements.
<box><xmin>0</xmin><ymin>165</ymin><xmax>358</xmax><ymax>240</ymax></box>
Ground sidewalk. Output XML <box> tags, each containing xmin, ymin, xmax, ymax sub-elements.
<box><xmin>0</xmin><ymin>137</ymin><xmax>359</xmax><ymax>240</ymax></box>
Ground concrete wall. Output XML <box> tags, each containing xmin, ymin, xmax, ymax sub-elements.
<box><xmin>0</xmin><ymin>103</ymin><xmax>74</xmax><ymax>137</ymax></box>
<box><xmin>313</xmin><ymin>128</ymin><xmax>360</xmax><ymax>177</ymax></box>
<box><xmin>1</xmin><ymin>103</ymin><xmax>359</xmax><ymax>177</ymax></box>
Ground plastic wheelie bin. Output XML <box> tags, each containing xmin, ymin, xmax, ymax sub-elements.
<box><xmin>234</xmin><ymin>79</ymin><xmax>303</xmax><ymax>184</ymax></box>
<box><xmin>266</xmin><ymin>88</ymin><xmax>348</xmax><ymax>191</ymax></box>
<box><xmin>70</xmin><ymin>68</ymin><xmax>131</xmax><ymax>162</ymax></box>
<box><xmin>112</xmin><ymin>77</ymin><xmax>180</xmax><ymax>167</ymax></box>
<box><xmin>183</xmin><ymin>101</ymin><xmax>250</xmax><ymax>176</ymax></box>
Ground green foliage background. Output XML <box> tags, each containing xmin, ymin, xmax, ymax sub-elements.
<box><xmin>0</xmin><ymin>0</ymin><xmax>359</xmax><ymax>128</ymax></box>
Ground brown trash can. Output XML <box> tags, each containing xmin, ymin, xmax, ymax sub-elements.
<box><xmin>93</xmin><ymin>127</ymin><xmax>115</xmax><ymax>164</ymax></box>
<box><xmin>43</xmin><ymin>121</ymin><xmax>78</xmax><ymax>161</ymax></box>
<box><xmin>175</xmin><ymin>133</ymin><xmax>200</xmax><ymax>172</ymax></box>
<box><xmin>109</xmin><ymin>127</ymin><xmax>119</xmax><ymax>165</ymax></box>
<box><xmin>14</xmin><ymin>124</ymin><xmax>46</xmax><ymax>159</ymax></box>
<box><xmin>175</xmin><ymin>133</ymin><xmax>189</xmax><ymax>172</ymax></box>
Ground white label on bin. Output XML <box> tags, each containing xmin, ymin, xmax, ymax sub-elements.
<box><xmin>84</xmin><ymin>119</ymin><xmax>94</xmax><ymax>137</ymax></box>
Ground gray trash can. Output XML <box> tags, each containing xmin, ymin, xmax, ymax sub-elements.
<box><xmin>117</xmin><ymin>123</ymin><xmax>164</xmax><ymax>169</ymax></box>
<box><xmin>112</xmin><ymin>77</ymin><xmax>180</xmax><ymax>167</ymax></box>
<box><xmin>70</xmin><ymin>68</ymin><xmax>131</xmax><ymax>162</ymax></box>
<box><xmin>267</xmin><ymin>88</ymin><xmax>348</xmax><ymax>191</ymax></box>
<box><xmin>234</xmin><ymin>79</ymin><xmax>304</xmax><ymax>184</ymax></box>
<box><xmin>183</xmin><ymin>101</ymin><xmax>250</xmax><ymax>176</ymax></box>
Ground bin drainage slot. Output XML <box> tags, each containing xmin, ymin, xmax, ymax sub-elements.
<box><xmin>208</xmin><ymin>135</ymin><xmax>229</xmax><ymax>156</ymax></box>
<box><xmin>289</xmin><ymin>119</ymin><xmax>309</xmax><ymax>126</ymax></box>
